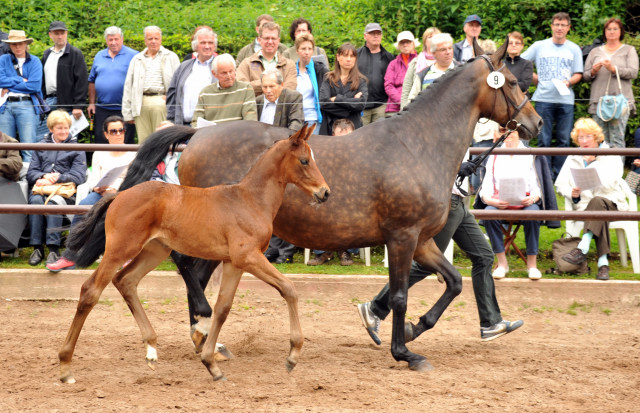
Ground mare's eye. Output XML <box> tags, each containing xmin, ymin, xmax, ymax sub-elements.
<box><xmin>300</xmin><ymin>159</ymin><xmax>309</xmax><ymax>166</ymax></box>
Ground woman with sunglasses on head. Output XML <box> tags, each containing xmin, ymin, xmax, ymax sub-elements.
<box><xmin>47</xmin><ymin>115</ymin><xmax>136</xmax><ymax>272</ymax></box>
<box><xmin>555</xmin><ymin>118</ymin><xmax>627</xmax><ymax>281</ymax></box>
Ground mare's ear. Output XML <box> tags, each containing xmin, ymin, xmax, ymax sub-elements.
<box><xmin>289</xmin><ymin>123</ymin><xmax>310</xmax><ymax>146</ymax></box>
<box><xmin>472</xmin><ymin>37</ymin><xmax>484</xmax><ymax>58</ymax></box>
<box><xmin>492</xmin><ymin>36</ymin><xmax>509</xmax><ymax>66</ymax></box>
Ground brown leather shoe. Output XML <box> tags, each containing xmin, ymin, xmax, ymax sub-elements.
<box><xmin>307</xmin><ymin>251</ymin><xmax>333</xmax><ymax>266</ymax></box>
<box><xmin>562</xmin><ymin>248</ymin><xmax>587</xmax><ymax>265</ymax></box>
<box><xmin>340</xmin><ymin>251</ymin><xmax>354</xmax><ymax>266</ymax></box>
<box><xmin>596</xmin><ymin>265</ymin><xmax>609</xmax><ymax>281</ymax></box>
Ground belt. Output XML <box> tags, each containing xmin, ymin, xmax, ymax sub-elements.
<box><xmin>143</xmin><ymin>91</ymin><xmax>164</xmax><ymax>96</ymax></box>
<box><xmin>451</xmin><ymin>194</ymin><xmax>462</xmax><ymax>202</ymax></box>
<box><xmin>45</xmin><ymin>93</ymin><xmax>57</xmax><ymax>98</ymax></box>
<box><xmin>6</xmin><ymin>96</ymin><xmax>31</xmax><ymax>102</ymax></box>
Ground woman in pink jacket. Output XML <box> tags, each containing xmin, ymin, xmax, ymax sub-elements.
<box><xmin>383</xmin><ymin>31</ymin><xmax>418</xmax><ymax>116</ymax></box>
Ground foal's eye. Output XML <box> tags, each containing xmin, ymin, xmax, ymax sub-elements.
<box><xmin>300</xmin><ymin>159</ymin><xmax>309</xmax><ymax>166</ymax></box>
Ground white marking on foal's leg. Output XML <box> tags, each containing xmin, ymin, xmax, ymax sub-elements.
<box><xmin>193</xmin><ymin>316</ymin><xmax>212</xmax><ymax>335</ymax></box>
<box><xmin>146</xmin><ymin>343</ymin><xmax>158</xmax><ymax>368</ymax></box>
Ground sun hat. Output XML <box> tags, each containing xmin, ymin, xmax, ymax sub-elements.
<box><xmin>394</xmin><ymin>31</ymin><xmax>420</xmax><ymax>49</ymax></box>
<box><xmin>2</xmin><ymin>30</ymin><xmax>34</xmax><ymax>45</ymax></box>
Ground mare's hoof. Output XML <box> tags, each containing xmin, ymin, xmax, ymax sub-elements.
<box><xmin>146</xmin><ymin>358</ymin><xmax>157</xmax><ymax>371</ymax></box>
<box><xmin>191</xmin><ymin>329</ymin><xmax>207</xmax><ymax>354</ymax></box>
<box><xmin>404</xmin><ymin>322</ymin><xmax>415</xmax><ymax>343</ymax></box>
<box><xmin>60</xmin><ymin>375</ymin><xmax>76</xmax><ymax>384</ymax></box>
<box><xmin>214</xmin><ymin>343</ymin><xmax>233</xmax><ymax>361</ymax></box>
<box><xmin>285</xmin><ymin>357</ymin><xmax>297</xmax><ymax>372</ymax></box>
<box><xmin>213</xmin><ymin>374</ymin><xmax>227</xmax><ymax>382</ymax></box>
<box><xmin>409</xmin><ymin>359</ymin><xmax>434</xmax><ymax>372</ymax></box>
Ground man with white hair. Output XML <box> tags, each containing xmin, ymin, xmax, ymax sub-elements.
<box><xmin>88</xmin><ymin>26</ymin><xmax>138</xmax><ymax>144</ymax></box>
<box><xmin>122</xmin><ymin>26</ymin><xmax>180</xmax><ymax>143</ymax></box>
<box><xmin>191</xmin><ymin>53</ymin><xmax>257</xmax><ymax>126</ymax></box>
<box><xmin>167</xmin><ymin>28</ymin><xmax>218</xmax><ymax>126</ymax></box>
<box><xmin>406</xmin><ymin>33</ymin><xmax>458</xmax><ymax>103</ymax></box>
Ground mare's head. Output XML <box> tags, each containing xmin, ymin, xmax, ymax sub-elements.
<box><xmin>280</xmin><ymin>123</ymin><xmax>330</xmax><ymax>204</ymax></box>
<box><xmin>471</xmin><ymin>36</ymin><xmax>542</xmax><ymax>140</ymax></box>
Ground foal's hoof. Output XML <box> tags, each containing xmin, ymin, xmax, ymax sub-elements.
<box><xmin>146</xmin><ymin>358</ymin><xmax>157</xmax><ymax>371</ymax></box>
<box><xmin>213</xmin><ymin>374</ymin><xmax>227</xmax><ymax>382</ymax></box>
<box><xmin>60</xmin><ymin>374</ymin><xmax>76</xmax><ymax>384</ymax></box>
<box><xmin>214</xmin><ymin>343</ymin><xmax>234</xmax><ymax>362</ymax></box>
<box><xmin>409</xmin><ymin>358</ymin><xmax>434</xmax><ymax>372</ymax></box>
<box><xmin>285</xmin><ymin>357</ymin><xmax>297</xmax><ymax>372</ymax></box>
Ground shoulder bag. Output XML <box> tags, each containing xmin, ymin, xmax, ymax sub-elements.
<box><xmin>596</xmin><ymin>66</ymin><xmax>629</xmax><ymax>122</ymax></box>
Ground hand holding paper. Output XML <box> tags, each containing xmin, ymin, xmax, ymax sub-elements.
<box><xmin>570</xmin><ymin>168</ymin><xmax>602</xmax><ymax>191</ymax></box>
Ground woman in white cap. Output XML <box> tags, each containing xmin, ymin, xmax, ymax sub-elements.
<box><xmin>384</xmin><ymin>31</ymin><xmax>418</xmax><ymax>117</ymax></box>
<box><xmin>0</xmin><ymin>30</ymin><xmax>44</xmax><ymax>162</ymax></box>
<box><xmin>400</xmin><ymin>27</ymin><xmax>441</xmax><ymax>110</ymax></box>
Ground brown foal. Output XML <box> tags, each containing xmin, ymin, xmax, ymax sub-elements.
<box><xmin>58</xmin><ymin>124</ymin><xmax>330</xmax><ymax>383</ymax></box>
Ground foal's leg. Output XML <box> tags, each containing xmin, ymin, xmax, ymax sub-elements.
<box><xmin>409</xmin><ymin>238</ymin><xmax>463</xmax><ymax>342</ymax></box>
<box><xmin>239</xmin><ymin>254</ymin><xmax>303</xmax><ymax>373</ymax></box>
<box><xmin>200</xmin><ymin>262</ymin><xmax>243</xmax><ymax>381</ymax></box>
<box><xmin>112</xmin><ymin>239</ymin><xmax>171</xmax><ymax>370</ymax></box>
<box><xmin>58</xmin><ymin>256</ymin><xmax>124</xmax><ymax>383</ymax></box>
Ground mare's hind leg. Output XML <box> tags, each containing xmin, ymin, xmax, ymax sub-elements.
<box><xmin>240</xmin><ymin>253</ymin><xmax>303</xmax><ymax>372</ymax></box>
<box><xmin>408</xmin><ymin>238</ymin><xmax>462</xmax><ymax>342</ymax></box>
<box><xmin>201</xmin><ymin>262</ymin><xmax>244</xmax><ymax>381</ymax></box>
<box><xmin>112</xmin><ymin>239</ymin><xmax>171</xmax><ymax>370</ymax></box>
<box><xmin>58</xmin><ymin>257</ymin><xmax>124</xmax><ymax>383</ymax></box>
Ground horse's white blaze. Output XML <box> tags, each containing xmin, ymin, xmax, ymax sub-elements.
<box><xmin>194</xmin><ymin>316</ymin><xmax>212</xmax><ymax>335</ymax></box>
<box><xmin>310</xmin><ymin>148</ymin><xmax>315</xmax><ymax>162</ymax></box>
<box><xmin>146</xmin><ymin>344</ymin><xmax>158</xmax><ymax>361</ymax></box>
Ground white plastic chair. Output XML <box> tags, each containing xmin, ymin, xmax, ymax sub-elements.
<box><xmin>564</xmin><ymin>179</ymin><xmax>640</xmax><ymax>273</ymax></box>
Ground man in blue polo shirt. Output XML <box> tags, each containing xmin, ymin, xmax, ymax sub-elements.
<box><xmin>87</xmin><ymin>26</ymin><xmax>137</xmax><ymax>144</ymax></box>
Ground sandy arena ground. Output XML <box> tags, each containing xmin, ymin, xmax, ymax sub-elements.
<box><xmin>1</xmin><ymin>269</ymin><xmax>639</xmax><ymax>412</ymax></box>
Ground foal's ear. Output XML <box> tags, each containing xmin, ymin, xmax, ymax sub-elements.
<box><xmin>289</xmin><ymin>123</ymin><xmax>312</xmax><ymax>146</ymax></box>
<box><xmin>492</xmin><ymin>36</ymin><xmax>509</xmax><ymax>65</ymax></box>
<box><xmin>472</xmin><ymin>37</ymin><xmax>484</xmax><ymax>58</ymax></box>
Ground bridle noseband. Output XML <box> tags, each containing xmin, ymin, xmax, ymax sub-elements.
<box><xmin>454</xmin><ymin>54</ymin><xmax>530</xmax><ymax>196</ymax></box>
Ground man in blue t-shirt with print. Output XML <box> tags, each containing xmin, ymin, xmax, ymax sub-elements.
<box><xmin>87</xmin><ymin>26</ymin><xmax>138</xmax><ymax>145</ymax></box>
<box><xmin>522</xmin><ymin>12</ymin><xmax>583</xmax><ymax>179</ymax></box>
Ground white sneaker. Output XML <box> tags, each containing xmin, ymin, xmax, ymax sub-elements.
<box><xmin>528</xmin><ymin>267</ymin><xmax>542</xmax><ymax>280</ymax></box>
<box><xmin>492</xmin><ymin>266</ymin><xmax>508</xmax><ymax>279</ymax></box>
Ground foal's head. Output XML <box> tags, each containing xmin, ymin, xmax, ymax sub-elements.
<box><xmin>281</xmin><ymin>123</ymin><xmax>330</xmax><ymax>204</ymax></box>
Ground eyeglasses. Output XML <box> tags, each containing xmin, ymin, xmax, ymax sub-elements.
<box><xmin>108</xmin><ymin>128</ymin><xmax>125</xmax><ymax>135</ymax></box>
<box><xmin>435</xmin><ymin>46</ymin><xmax>453</xmax><ymax>52</ymax></box>
<box><xmin>508</xmin><ymin>41</ymin><xmax>523</xmax><ymax>46</ymax></box>
<box><xmin>552</xmin><ymin>23</ymin><xmax>569</xmax><ymax>28</ymax></box>
<box><xmin>260</xmin><ymin>36</ymin><xmax>279</xmax><ymax>42</ymax></box>
<box><xmin>577</xmin><ymin>135</ymin><xmax>595</xmax><ymax>142</ymax></box>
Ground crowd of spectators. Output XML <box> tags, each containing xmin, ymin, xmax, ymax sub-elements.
<box><xmin>0</xmin><ymin>12</ymin><xmax>639</xmax><ymax>281</ymax></box>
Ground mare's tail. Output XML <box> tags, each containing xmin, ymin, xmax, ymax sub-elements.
<box><xmin>66</xmin><ymin>125</ymin><xmax>198</xmax><ymax>266</ymax></box>
<box><xmin>66</xmin><ymin>194</ymin><xmax>116</xmax><ymax>267</ymax></box>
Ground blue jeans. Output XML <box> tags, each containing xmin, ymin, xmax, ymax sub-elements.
<box><xmin>36</xmin><ymin>96</ymin><xmax>58</xmax><ymax>140</ymax></box>
<box><xmin>533</xmin><ymin>101</ymin><xmax>574</xmax><ymax>179</ymax></box>
<box><xmin>28</xmin><ymin>194</ymin><xmax>65</xmax><ymax>246</ymax></box>
<box><xmin>70</xmin><ymin>191</ymin><xmax>103</xmax><ymax>227</ymax></box>
<box><xmin>0</xmin><ymin>100</ymin><xmax>39</xmax><ymax>162</ymax></box>
<box><xmin>484</xmin><ymin>204</ymin><xmax>541</xmax><ymax>256</ymax></box>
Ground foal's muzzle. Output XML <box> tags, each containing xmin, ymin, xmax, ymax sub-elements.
<box><xmin>313</xmin><ymin>187</ymin><xmax>330</xmax><ymax>204</ymax></box>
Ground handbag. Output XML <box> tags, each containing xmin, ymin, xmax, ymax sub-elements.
<box><xmin>625</xmin><ymin>170</ymin><xmax>640</xmax><ymax>196</ymax></box>
<box><xmin>32</xmin><ymin>182</ymin><xmax>77</xmax><ymax>204</ymax></box>
<box><xmin>596</xmin><ymin>66</ymin><xmax>629</xmax><ymax>122</ymax></box>
<box><xmin>551</xmin><ymin>233</ymin><xmax>590</xmax><ymax>275</ymax></box>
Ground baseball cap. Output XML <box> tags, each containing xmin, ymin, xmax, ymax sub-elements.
<box><xmin>49</xmin><ymin>21</ymin><xmax>68</xmax><ymax>32</ymax></box>
<box><xmin>464</xmin><ymin>15</ymin><xmax>482</xmax><ymax>25</ymax></box>
<box><xmin>394</xmin><ymin>31</ymin><xmax>419</xmax><ymax>49</ymax></box>
<box><xmin>364</xmin><ymin>23</ymin><xmax>382</xmax><ymax>34</ymax></box>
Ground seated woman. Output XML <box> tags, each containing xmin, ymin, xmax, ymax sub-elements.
<box><xmin>47</xmin><ymin>115</ymin><xmax>136</xmax><ymax>272</ymax></box>
<box><xmin>556</xmin><ymin>117</ymin><xmax>627</xmax><ymax>281</ymax></box>
<box><xmin>27</xmin><ymin>110</ymin><xmax>86</xmax><ymax>266</ymax></box>
<box><xmin>479</xmin><ymin>128</ymin><xmax>543</xmax><ymax>280</ymax></box>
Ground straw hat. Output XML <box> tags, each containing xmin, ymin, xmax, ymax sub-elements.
<box><xmin>2</xmin><ymin>30</ymin><xmax>34</xmax><ymax>45</ymax></box>
<box><xmin>394</xmin><ymin>31</ymin><xmax>420</xmax><ymax>49</ymax></box>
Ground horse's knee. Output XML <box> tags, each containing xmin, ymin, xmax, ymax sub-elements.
<box><xmin>449</xmin><ymin>276</ymin><xmax>463</xmax><ymax>296</ymax></box>
<box><xmin>389</xmin><ymin>293</ymin><xmax>408</xmax><ymax>313</ymax></box>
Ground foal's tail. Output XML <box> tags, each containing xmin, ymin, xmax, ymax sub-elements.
<box><xmin>66</xmin><ymin>125</ymin><xmax>197</xmax><ymax>267</ymax></box>
<box><xmin>66</xmin><ymin>194</ymin><xmax>116</xmax><ymax>267</ymax></box>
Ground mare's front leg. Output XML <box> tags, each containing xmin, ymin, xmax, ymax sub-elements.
<box><xmin>200</xmin><ymin>262</ymin><xmax>243</xmax><ymax>381</ymax></box>
<box><xmin>112</xmin><ymin>239</ymin><xmax>171</xmax><ymax>370</ymax></box>
<box><xmin>408</xmin><ymin>238</ymin><xmax>462</xmax><ymax>342</ymax></box>
<box><xmin>58</xmin><ymin>257</ymin><xmax>124</xmax><ymax>383</ymax></box>
<box><xmin>170</xmin><ymin>251</ymin><xmax>218</xmax><ymax>352</ymax></box>
<box><xmin>241</xmin><ymin>252</ymin><xmax>303</xmax><ymax>372</ymax></box>
<box><xmin>386</xmin><ymin>236</ymin><xmax>433</xmax><ymax>371</ymax></box>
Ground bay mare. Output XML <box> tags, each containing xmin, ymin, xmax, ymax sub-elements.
<box><xmin>67</xmin><ymin>39</ymin><xmax>542</xmax><ymax>372</ymax></box>
<box><xmin>59</xmin><ymin>125</ymin><xmax>330</xmax><ymax>383</ymax></box>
